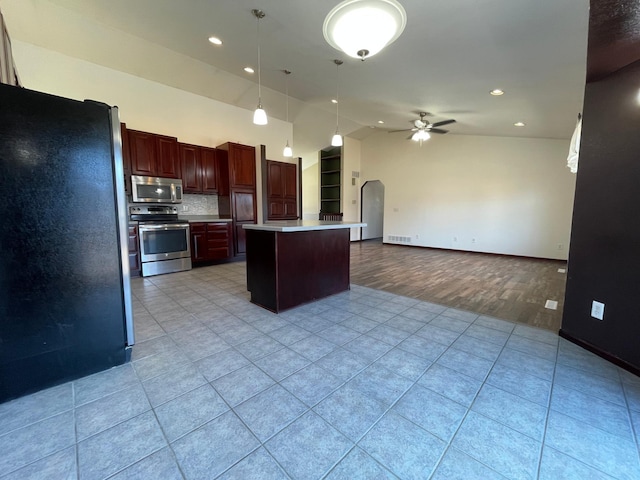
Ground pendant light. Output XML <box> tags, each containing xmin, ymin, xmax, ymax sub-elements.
<box><xmin>252</xmin><ymin>9</ymin><xmax>268</xmax><ymax>125</ymax></box>
<box><xmin>283</xmin><ymin>70</ymin><xmax>293</xmax><ymax>157</ymax></box>
<box><xmin>331</xmin><ymin>59</ymin><xmax>343</xmax><ymax>147</ymax></box>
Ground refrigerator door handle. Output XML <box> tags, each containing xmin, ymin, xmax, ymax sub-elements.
<box><xmin>110</xmin><ymin>106</ymin><xmax>135</xmax><ymax>347</ymax></box>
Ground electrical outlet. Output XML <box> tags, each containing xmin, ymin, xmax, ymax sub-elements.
<box><xmin>591</xmin><ymin>300</ymin><xmax>605</xmax><ymax>320</ymax></box>
<box><xmin>557</xmin><ymin>243</ymin><xmax>563</xmax><ymax>250</ymax></box>
<box><xmin>453</xmin><ymin>236</ymin><xmax>458</xmax><ymax>242</ymax></box>
<box><xmin>182</xmin><ymin>205</ymin><xmax>189</xmax><ymax>212</ymax></box>
<box><xmin>415</xmin><ymin>234</ymin><xmax>419</xmax><ymax>239</ymax></box>
<box><xmin>472</xmin><ymin>238</ymin><xmax>477</xmax><ymax>244</ymax></box>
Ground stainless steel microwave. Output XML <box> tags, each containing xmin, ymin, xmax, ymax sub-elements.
<box><xmin>131</xmin><ymin>175</ymin><xmax>183</xmax><ymax>204</ymax></box>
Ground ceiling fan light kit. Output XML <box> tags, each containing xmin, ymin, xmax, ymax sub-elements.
<box><xmin>323</xmin><ymin>0</ymin><xmax>407</xmax><ymax>61</ymax></box>
<box><xmin>252</xmin><ymin>9</ymin><xmax>268</xmax><ymax>125</ymax></box>
<box><xmin>388</xmin><ymin>111</ymin><xmax>456</xmax><ymax>144</ymax></box>
<box><xmin>411</xmin><ymin>129</ymin><xmax>431</xmax><ymax>142</ymax></box>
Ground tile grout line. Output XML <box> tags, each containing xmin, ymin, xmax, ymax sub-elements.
<box><xmin>423</xmin><ymin>317</ymin><xmax>510</xmax><ymax>479</ymax></box>
<box><xmin>535</xmin><ymin>331</ymin><xmax>560</xmax><ymax>479</ymax></box>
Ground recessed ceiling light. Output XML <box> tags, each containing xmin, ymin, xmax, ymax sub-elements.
<box><xmin>208</xmin><ymin>36</ymin><xmax>223</xmax><ymax>45</ymax></box>
<box><xmin>490</xmin><ymin>89</ymin><xmax>505</xmax><ymax>96</ymax></box>
<box><xmin>377</xmin><ymin>120</ymin><xmax>384</xmax><ymax>124</ymax></box>
<box><xmin>514</xmin><ymin>122</ymin><xmax>526</xmax><ymax>127</ymax></box>
<box><xmin>244</xmin><ymin>67</ymin><xmax>255</xmax><ymax>74</ymax></box>
<box><xmin>331</xmin><ymin>99</ymin><xmax>338</xmax><ymax>104</ymax></box>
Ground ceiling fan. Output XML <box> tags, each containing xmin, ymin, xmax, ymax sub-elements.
<box><xmin>389</xmin><ymin>112</ymin><xmax>456</xmax><ymax>143</ymax></box>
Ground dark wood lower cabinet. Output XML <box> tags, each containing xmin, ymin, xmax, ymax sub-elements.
<box><xmin>190</xmin><ymin>222</ymin><xmax>232</xmax><ymax>264</ymax></box>
<box><xmin>246</xmin><ymin>228</ymin><xmax>351</xmax><ymax>312</ymax></box>
<box><xmin>128</xmin><ymin>224</ymin><xmax>140</xmax><ymax>277</ymax></box>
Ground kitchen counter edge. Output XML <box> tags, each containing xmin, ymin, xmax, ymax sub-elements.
<box><xmin>243</xmin><ymin>220</ymin><xmax>366</xmax><ymax>232</ymax></box>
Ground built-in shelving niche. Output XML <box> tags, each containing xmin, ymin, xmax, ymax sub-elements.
<box><xmin>319</xmin><ymin>146</ymin><xmax>342</xmax><ymax>214</ymax></box>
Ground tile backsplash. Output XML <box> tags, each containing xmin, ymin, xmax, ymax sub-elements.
<box><xmin>181</xmin><ymin>194</ymin><xmax>219</xmax><ymax>215</ymax></box>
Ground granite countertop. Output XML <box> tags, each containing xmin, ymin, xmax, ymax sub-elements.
<box><xmin>178</xmin><ymin>215</ymin><xmax>233</xmax><ymax>223</ymax></box>
<box><xmin>243</xmin><ymin>220</ymin><xmax>366</xmax><ymax>232</ymax></box>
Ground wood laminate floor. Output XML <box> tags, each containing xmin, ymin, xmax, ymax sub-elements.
<box><xmin>350</xmin><ymin>240</ymin><xmax>567</xmax><ymax>332</ymax></box>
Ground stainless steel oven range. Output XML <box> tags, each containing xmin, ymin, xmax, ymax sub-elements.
<box><xmin>130</xmin><ymin>205</ymin><xmax>191</xmax><ymax>277</ymax></box>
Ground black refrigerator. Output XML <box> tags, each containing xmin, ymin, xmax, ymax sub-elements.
<box><xmin>0</xmin><ymin>84</ymin><xmax>134</xmax><ymax>403</ymax></box>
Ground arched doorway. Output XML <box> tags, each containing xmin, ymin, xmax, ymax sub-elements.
<box><xmin>361</xmin><ymin>180</ymin><xmax>384</xmax><ymax>240</ymax></box>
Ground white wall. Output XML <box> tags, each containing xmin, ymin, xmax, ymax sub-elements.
<box><xmin>302</xmin><ymin>163</ymin><xmax>319</xmax><ymax>220</ymax></box>
<box><xmin>342</xmin><ymin>137</ymin><xmax>362</xmax><ymax>240</ymax></box>
<box><xmin>11</xmin><ymin>41</ymin><xmax>294</xmax><ymax>223</ymax></box>
<box><xmin>361</xmin><ymin>132</ymin><xmax>576</xmax><ymax>260</ymax></box>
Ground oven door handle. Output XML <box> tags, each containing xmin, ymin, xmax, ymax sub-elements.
<box><xmin>140</xmin><ymin>223</ymin><xmax>190</xmax><ymax>230</ymax></box>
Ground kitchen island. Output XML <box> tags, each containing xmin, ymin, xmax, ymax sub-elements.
<box><xmin>243</xmin><ymin>220</ymin><xmax>365</xmax><ymax>312</ymax></box>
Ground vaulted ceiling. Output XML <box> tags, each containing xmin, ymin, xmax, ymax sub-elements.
<box><xmin>3</xmin><ymin>0</ymin><xmax>590</xmax><ymax>140</ymax></box>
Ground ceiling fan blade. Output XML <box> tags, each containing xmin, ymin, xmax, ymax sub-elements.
<box><xmin>406</xmin><ymin>134</ymin><xmax>414</xmax><ymax>140</ymax></box>
<box><xmin>428</xmin><ymin>128</ymin><xmax>449</xmax><ymax>134</ymax></box>
<box><xmin>430</xmin><ymin>119</ymin><xmax>456</xmax><ymax>128</ymax></box>
<box><xmin>388</xmin><ymin>128</ymin><xmax>415</xmax><ymax>133</ymax></box>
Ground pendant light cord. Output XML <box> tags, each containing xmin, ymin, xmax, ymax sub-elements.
<box><xmin>336</xmin><ymin>62</ymin><xmax>340</xmax><ymax>127</ymax></box>
<box><xmin>285</xmin><ymin>71</ymin><xmax>289</xmax><ymax>122</ymax></box>
<box><xmin>257</xmin><ymin>16</ymin><xmax>262</xmax><ymax>102</ymax></box>
<box><xmin>335</xmin><ymin>61</ymin><xmax>340</xmax><ymax>129</ymax></box>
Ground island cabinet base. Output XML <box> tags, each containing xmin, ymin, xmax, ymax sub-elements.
<box><xmin>246</xmin><ymin>228</ymin><xmax>351</xmax><ymax>312</ymax></box>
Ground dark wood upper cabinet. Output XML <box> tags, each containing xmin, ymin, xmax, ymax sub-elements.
<box><xmin>283</xmin><ymin>163</ymin><xmax>297</xmax><ymax>199</ymax></box>
<box><xmin>266</xmin><ymin>159</ymin><xmax>298</xmax><ymax>220</ymax></box>
<box><xmin>128</xmin><ymin>129</ymin><xmax>179</xmax><ymax>178</ymax></box>
<box><xmin>179</xmin><ymin>144</ymin><xmax>220</xmax><ymax>195</ymax></box>
<box><xmin>223</xmin><ymin>143</ymin><xmax>256</xmax><ymax>188</ymax></box>
<box><xmin>179</xmin><ymin>143</ymin><xmax>202</xmax><ymax>193</ymax></box>
<box><xmin>216</xmin><ymin>149</ymin><xmax>229</xmax><ymax>196</ymax></box>
<box><xmin>128</xmin><ymin>129</ymin><xmax>156</xmax><ymax>176</ymax></box>
<box><xmin>201</xmin><ymin>147</ymin><xmax>218</xmax><ymax>194</ymax></box>
<box><xmin>268</xmin><ymin>162</ymin><xmax>284</xmax><ymax>197</ymax></box>
<box><xmin>155</xmin><ymin>134</ymin><xmax>180</xmax><ymax>178</ymax></box>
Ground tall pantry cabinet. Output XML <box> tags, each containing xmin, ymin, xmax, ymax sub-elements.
<box><xmin>216</xmin><ymin>142</ymin><xmax>257</xmax><ymax>256</ymax></box>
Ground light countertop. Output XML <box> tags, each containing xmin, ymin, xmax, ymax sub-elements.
<box><xmin>243</xmin><ymin>220</ymin><xmax>366</xmax><ymax>232</ymax></box>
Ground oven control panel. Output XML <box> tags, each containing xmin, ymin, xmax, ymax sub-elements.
<box><xmin>129</xmin><ymin>205</ymin><xmax>178</xmax><ymax>215</ymax></box>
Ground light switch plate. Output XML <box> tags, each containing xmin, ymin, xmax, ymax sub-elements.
<box><xmin>591</xmin><ymin>301</ymin><xmax>605</xmax><ymax>320</ymax></box>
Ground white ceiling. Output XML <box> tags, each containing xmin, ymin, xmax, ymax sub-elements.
<box><xmin>8</xmin><ymin>0</ymin><xmax>590</xmax><ymax>140</ymax></box>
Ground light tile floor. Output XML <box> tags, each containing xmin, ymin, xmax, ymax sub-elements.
<box><xmin>1</xmin><ymin>262</ymin><xmax>640</xmax><ymax>479</ymax></box>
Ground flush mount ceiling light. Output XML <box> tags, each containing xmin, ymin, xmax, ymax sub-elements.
<box><xmin>244</xmin><ymin>66</ymin><xmax>255</xmax><ymax>74</ymax></box>
<box><xmin>331</xmin><ymin>59</ymin><xmax>344</xmax><ymax>147</ymax></box>
<box><xmin>283</xmin><ymin>70</ymin><xmax>293</xmax><ymax>157</ymax></box>
<box><xmin>514</xmin><ymin>122</ymin><xmax>526</xmax><ymax>127</ymax></box>
<box><xmin>208</xmin><ymin>36</ymin><xmax>223</xmax><ymax>45</ymax></box>
<box><xmin>252</xmin><ymin>9</ymin><xmax>268</xmax><ymax>125</ymax></box>
<box><xmin>490</xmin><ymin>89</ymin><xmax>505</xmax><ymax>96</ymax></box>
<box><xmin>323</xmin><ymin>0</ymin><xmax>407</xmax><ymax>61</ymax></box>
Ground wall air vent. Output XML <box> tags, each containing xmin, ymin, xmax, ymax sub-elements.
<box><xmin>388</xmin><ymin>235</ymin><xmax>412</xmax><ymax>243</ymax></box>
